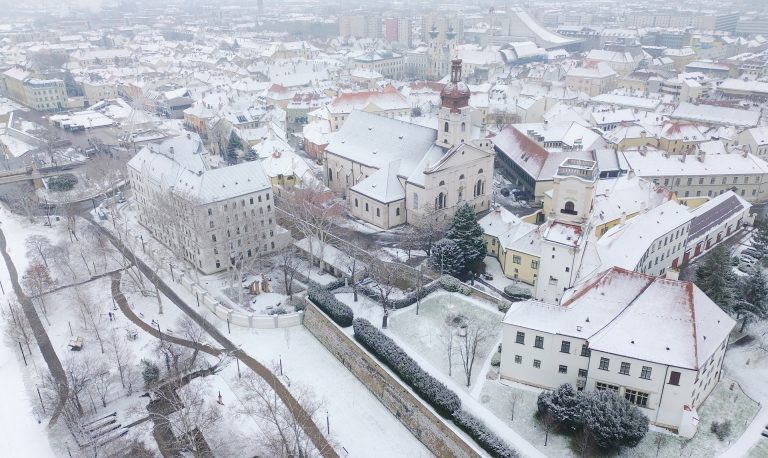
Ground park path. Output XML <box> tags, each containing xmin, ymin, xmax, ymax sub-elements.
<box><xmin>102</xmin><ymin>229</ymin><xmax>338</xmax><ymax>458</ymax></box>
<box><xmin>0</xmin><ymin>226</ymin><xmax>69</xmax><ymax>426</ymax></box>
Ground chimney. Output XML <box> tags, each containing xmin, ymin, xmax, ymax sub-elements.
<box><xmin>620</xmin><ymin>211</ymin><xmax>627</xmax><ymax>226</ymax></box>
<box><xmin>698</xmin><ymin>150</ymin><xmax>705</xmax><ymax>162</ymax></box>
<box><xmin>665</xmin><ymin>268</ymin><xmax>680</xmax><ymax>281</ymax></box>
<box><xmin>169</xmin><ymin>146</ymin><xmax>175</xmax><ymax>155</ymax></box>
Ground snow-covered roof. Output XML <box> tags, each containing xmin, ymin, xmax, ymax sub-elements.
<box><xmin>327</xmin><ymin>87</ymin><xmax>409</xmax><ymax>114</ymax></box>
<box><xmin>325</xmin><ymin>110</ymin><xmax>439</xmax><ymax>177</ymax></box>
<box><xmin>127</xmin><ymin>133</ymin><xmax>271</xmax><ymax>204</ymax></box>
<box><xmin>350</xmin><ymin>160</ymin><xmax>405</xmax><ymax>203</ymax></box>
<box><xmin>622</xmin><ymin>149</ymin><xmax>768</xmax><ymax>177</ymax></box>
<box><xmin>671</xmin><ymin>102</ymin><xmax>760</xmax><ymax>128</ymax></box>
<box><xmin>504</xmin><ymin>267</ymin><xmax>735</xmax><ymax>369</ymax></box>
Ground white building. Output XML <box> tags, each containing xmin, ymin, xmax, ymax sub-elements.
<box><xmin>500</xmin><ymin>266</ymin><xmax>735</xmax><ymax>437</ymax></box>
<box><xmin>127</xmin><ymin>133</ymin><xmax>287</xmax><ymax>275</ymax></box>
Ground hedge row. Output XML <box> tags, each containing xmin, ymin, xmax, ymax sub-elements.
<box><xmin>452</xmin><ymin>410</ymin><xmax>519</xmax><ymax>458</ymax></box>
<box><xmin>352</xmin><ymin>318</ymin><xmax>461</xmax><ymax>417</ymax></box>
<box><xmin>359</xmin><ymin>275</ymin><xmax>469</xmax><ymax>309</ymax></box>
<box><xmin>307</xmin><ymin>284</ymin><xmax>353</xmax><ymax>327</ymax></box>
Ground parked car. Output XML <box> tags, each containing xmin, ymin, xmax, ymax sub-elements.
<box><xmin>499</xmin><ymin>188</ymin><xmax>510</xmax><ymax>197</ymax></box>
<box><xmin>481</xmin><ymin>273</ymin><xmax>494</xmax><ymax>281</ymax></box>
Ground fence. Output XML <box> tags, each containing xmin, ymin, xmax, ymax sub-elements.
<box><xmin>138</xmin><ymin>237</ymin><xmax>304</xmax><ymax>329</ymax></box>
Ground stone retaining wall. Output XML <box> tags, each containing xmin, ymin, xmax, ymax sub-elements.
<box><xmin>303</xmin><ymin>299</ymin><xmax>482</xmax><ymax>458</ymax></box>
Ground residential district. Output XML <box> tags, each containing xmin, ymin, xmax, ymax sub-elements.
<box><xmin>2</xmin><ymin>1</ymin><xmax>768</xmax><ymax>457</ymax></box>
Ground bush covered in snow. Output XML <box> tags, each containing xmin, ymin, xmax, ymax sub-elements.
<box><xmin>581</xmin><ymin>389</ymin><xmax>649</xmax><ymax>449</ymax></box>
<box><xmin>47</xmin><ymin>173</ymin><xmax>78</xmax><ymax>191</ymax></box>
<box><xmin>352</xmin><ymin>318</ymin><xmax>461</xmax><ymax>417</ymax></box>
<box><xmin>537</xmin><ymin>383</ymin><xmax>584</xmax><ymax>431</ymax></box>
<box><xmin>452</xmin><ymin>410</ymin><xmax>518</xmax><ymax>458</ymax></box>
<box><xmin>307</xmin><ymin>284</ymin><xmax>354</xmax><ymax>327</ymax></box>
<box><xmin>538</xmin><ymin>384</ymin><xmax>649</xmax><ymax>450</ymax></box>
<box><xmin>503</xmin><ymin>284</ymin><xmax>532</xmax><ymax>301</ymax></box>
<box><xmin>711</xmin><ymin>420</ymin><xmax>732</xmax><ymax>441</ymax></box>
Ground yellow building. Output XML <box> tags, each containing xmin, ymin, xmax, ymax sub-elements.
<box><xmin>479</xmin><ymin>207</ymin><xmax>541</xmax><ymax>286</ymax></box>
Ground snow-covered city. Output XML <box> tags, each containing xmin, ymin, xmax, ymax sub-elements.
<box><xmin>2</xmin><ymin>0</ymin><xmax>768</xmax><ymax>457</ymax></box>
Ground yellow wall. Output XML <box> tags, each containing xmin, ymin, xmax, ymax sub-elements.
<box><xmin>502</xmin><ymin>249</ymin><xmax>540</xmax><ymax>286</ymax></box>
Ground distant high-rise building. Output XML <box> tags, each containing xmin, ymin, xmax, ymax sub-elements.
<box><xmin>339</xmin><ymin>13</ymin><xmax>381</xmax><ymax>39</ymax></box>
<box><xmin>384</xmin><ymin>17</ymin><xmax>412</xmax><ymax>46</ymax></box>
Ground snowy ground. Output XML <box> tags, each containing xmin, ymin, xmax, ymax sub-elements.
<box><xmin>479</xmin><ymin>377</ymin><xmax>758</xmax><ymax>458</ymax></box>
<box><xmin>388</xmin><ymin>291</ymin><xmax>504</xmax><ymax>390</ymax></box>
<box><xmin>481</xmin><ymin>255</ymin><xmax>533</xmax><ymax>294</ymax></box>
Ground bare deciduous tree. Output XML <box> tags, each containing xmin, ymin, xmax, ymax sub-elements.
<box><xmin>177</xmin><ymin>315</ymin><xmax>206</xmax><ymax>372</ymax></box>
<box><xmin>411</xmin><ymin>204</ymin><xmax>448</xmax><ymax>256</ymax></box>
<box><xmin>237</xmin><ymin>372</ymin><xmax>328</xmax><ymax>458</ymax></box>
<box><xmin>367</xmin><ymin>256</ymin><xmax>405</xmax><ymax>328</ymax></box>
<box><xmin>25</xmin><ymin>235</ymin><xmax>53</xmax><ymax>268</ymax></box>
<box><xmin>91</xmin><ymin>362</ymin><xmax>113</xmax><ymax>408</ymax></box>
<box><xmin>154</xmin><ymin>379</ymin><xmax>223</xmax><ymax>457</ymax></box>
<box><xmin>73</xmin><ymin>287</ymin><xmax>108</xmax><ymax>354</ymax></box>
<box><xmin>107</xmin><ymin>326</ymin><xmax>133</xmax><ymax>391</ymax></box>
<box><xmin>457</xmin><ymin>321</ymin><xmax>491</xmax><ymax>387</ymax></box>
<box><xmin>21</xmin><ymin>263</ymin><xmax>56</xmax><ymax>324</ymax></box>
<box><xmin>277</xmin><ymin>245</ymin><xmax>300</xmax><ymax>299</ymax></box>
<box><xmin>1</xmin><ymin>299</ymin><xmax>35</xmax><ymax>355</ymax></box>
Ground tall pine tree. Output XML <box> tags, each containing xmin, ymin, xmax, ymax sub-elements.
<box><xmin>695</xmin><ymin>245</ymin><xmax>735</xmax><ymax>314</ymax></box>
<box><xmin>446</xmin><ymin>203</ymin><xmax>487</xmax><ymax>274</ymax></box>
<box><xmin>226</xmin><ymin>131</ymin><xmax>242</xmax><ymax>165</ymax></box>
<box><xmin>735</xmin><ymin>268</ymin><xmax>768</xmax><ymax>332</ymax></box>
<box><xmin>751</xmin><ymin>220</ymin><xmax>768</xmax><ymax>258</ymax></box>
<box><xmin>429</xmin><ymin>238</ymin><xmax>465</xmax><ymax>276</ymax></box>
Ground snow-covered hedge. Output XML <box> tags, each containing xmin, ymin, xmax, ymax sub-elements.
<box><xmin>352</xmin><ymin>318</ymin><xmax>461</xmax><ymax>417</ymax></box>
<box><xmin>307</xmin><ymin>284</ymin><xmax>354</xmax><ymax>327</ymax></box>
<box><xmin>452</xmin><ymin>410</ymin><xmax>519</xmax><ymax>458</ymax></box>
<box><xmin>503</xmin><ymin>284</ymin><xmax>533</xmax><ymax>301</ymax></box>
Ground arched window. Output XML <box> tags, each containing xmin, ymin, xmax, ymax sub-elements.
<box><xmin>396</xmin><ymin>207</ymin><xmax>400</xmax><ymax>216</ymax></box>
<box><xmin>355</xmin><ymin>198</ymin><xmax>359</xmax><ymax>207</ymax></box>
<box><xmin>436</xmin><ymin>192</ymin><xmax>446</xmax><ymax>209</ymax></box>
<box><xmin>328</xmin><ymin>167</ymin><xmax>333</xmax><ymax>182</ymax></box>
<box><xmin>439</xmin><ymin>180</ymin><xmax>445</xmax><ymax>186</ymax></box>
<box><xmin>478</xmin><ymin>168</ymin><xmax>484</xmax><ymax>174</ymax></box>
<box><xmin>461</xmin><ymin>122</ymin><xmax>466</xmax><ymax>132</ymax></box>
<box><xmin>459</xmin><ymin>174</ymin><xmax>465</xmax><ymax>180</ymax></box>
<box><xmin>474</xmin><ymin>179</ymin><xmax>484</xmax><ymax>197</ymax></box>
<box><xmin>413</xmin><ymin>192</ymin><xmax>419</xmax><ymax>210</ymax></box>
<box><xmin>444</xmin><ymin>122</ymin><xmax>449</xmax><ymax>132</ymax></box>
<box><xmin>562</xmin><ymin>201</ymin><xmax>577</xmax><ymax>215</ymax></box>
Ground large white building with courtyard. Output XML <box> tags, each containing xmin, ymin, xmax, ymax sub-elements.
<box><xmin>127</xmin><ymin>132</ymin><xmax>289</xmax><ymax>274</ymax></box>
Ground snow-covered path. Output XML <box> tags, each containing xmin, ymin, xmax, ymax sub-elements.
<box><xmin>720</xmin><ymin>339</ymin><xmax>768</xmax><ymax>457</ymax></box>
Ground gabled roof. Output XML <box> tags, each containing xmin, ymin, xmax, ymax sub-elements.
<box><xmin>504</xmin><ymin>267</ymin><xmax>735</xmax><ymax>369</ymax></box>
<box><xmin>350</xmin><ymin>160</ymin><xmax>405</xmax><ymax>203</ymax></box>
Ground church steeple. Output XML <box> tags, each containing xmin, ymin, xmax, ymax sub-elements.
<box><xmin>437</xmin><ymin>58</ymin><xmax>472</xmax><ymax>147</ymax></box>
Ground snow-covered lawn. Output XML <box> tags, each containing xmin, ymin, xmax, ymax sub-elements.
<box><xmin>388</xmin><ymin>291</ymin><xmax>504</xmax><ymax>389</ymax></box>
<box><xmin>481</xmin><ymin>255</ymin><xmax>532</xmax><ymax>293</ymax></box>
<box><xmin>748</xmin><ymin>439</ymin><xmax>768</xmax><ymax>457</ymax></box>
<box><xmin>478</xmin><ymin>377</ymin><xmax>759</xmax><ymax>458</ymax></box>
<box><xmin>220</xmin><ymin>325</ymin><xmax>433</xmax><ymax>458</ymax></box>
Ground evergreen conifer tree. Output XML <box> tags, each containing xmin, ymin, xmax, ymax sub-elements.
<box><xmin>429</xmin><ymin>238</ymin><xmax>465</xmax><ymax>276</ymax></box>
<box><xmin>226</xmin><ymin>131</ymin><xmax>242</xmax><ymax>165</ymax></box>
<box><xmin>695</xmin><ymin>246</ymin><xmax>735</xmax><ymax>313</ymax></box>
<box><xmin>446</xmin><ymin>203</ymin><xmax>487</xmax><ymax>273</ymax></box>
<box><xmin>735</xmin><ymin>268</ymin><xmax>768</xmax><ymax>332</ymax></box>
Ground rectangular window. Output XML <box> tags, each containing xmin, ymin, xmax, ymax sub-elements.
<box><xmin>578</xmin><ymin>369</ymin><xmax>588</xmax><ymax>378</ymax></box>
<box><xmin>595</xmin><ymin>382</ymin><xmax>619</xmax><ymax>392</ymax></box>
<box><xmin>599</xmin><ymin>357</ymin><xmax>610</xmax><ymax>371</ymax></box>
<box><xmin>640</xmin><ymin>366</ymin><xmax>652</xmax><ymax>380</ymax></box>
<box><xmin>620</xmin><ymin>362</ymin><xmax>631</xmax><ymax>375</ymax></box>
<box><xmin>531</xmin><ymin>260</ymin><xmax>539</xmax><ymax>269</ymax></box>
<box><xmin>516</xmin><ymin>332</ymin><xmax>525</xmax><ymax>344</ymax></box>
<box><xmin>514</xmin><ymin>355</ymin><xmax>522</xmax><ymax>364</ymax></box>
<box><xmin>669</xmin><ymin>371</ymin><xmax>681</xmax><ymax>386</ymax></box>
<box><xmin>559</xmin><ymin>365</ymin><xmax>568</xmax><ymax>374</ymax></box>
<box><xmin>513</xmin><ymin>255</ymin><xmax>521</xmax><ymax>264</ymax></box>
<box><xmin>625</xmin><ymin>389</ymin><xmax>649</xmax><ymax>408</ymax></box>
<box><xmin>533</xmin><ymin>359</ymin><xmax>541</xmax><ymax>369</ymax></box>
<box><xmin>560</xmin><ymin>341</ymin><xmax>571</xmax><ymax>354</ymax></box>
<box><xmin>534</xmin><ymin>336</ymin><xmax>544</xmax><ymax>349</ymax></box>
<box><xmin>581</xmin><ymin>345</ymin><xmax>590</xmax><ymax>357</ymax></box>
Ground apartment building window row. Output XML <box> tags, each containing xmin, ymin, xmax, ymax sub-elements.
<box><xmin>595</xmin><ymin>382</ymin><xmax>619</xmax><ymax>392</ymax></box>
<box><xmin>624</xmin><ymin>389</ymin><xmax>649</xmax><ymax>408</ymax></box>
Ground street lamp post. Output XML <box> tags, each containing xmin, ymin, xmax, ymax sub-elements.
<box><xmin>169</xmin><ymin>263</ymin><xmax>175</xmax><ymax>282</ymax></box>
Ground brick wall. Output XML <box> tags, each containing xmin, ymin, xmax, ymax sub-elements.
<box><xmin>303</xmin><ymin>300</ymin><xmax>482</xmax><ymax>458</ymax></box>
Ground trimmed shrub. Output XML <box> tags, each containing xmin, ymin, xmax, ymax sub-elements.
<box><xmin>582</xmin><ymin>389</ymin><xmax>649</xmax><ymax>449</ymax></box>
<box><xmin>452</xmin><ymin>410</ymin><xmax>519</xmax><ymax>458</ymax></box>
<box><xmin>537</xmin><ymin>383</ymin><xmax>584</xmax><ymax>431</ymax></box>
<box><xmin>498</xmin><ymin>302</ymin><xmax>511</xmax><ymax>313</ymax></box>
<box><xmin>353</xmin><ymin>318</ymin><xmax>461</xmax><ymax>417</ymax></box>
<box><xmin>307</xmin><ymin>284</ymin><xmax>353</xmax><ymax>327</ymax></box>
<box><xmin>503</xmin><ymin>284</ymin><xmax>532</xmax><ymax>301</ymax></box>
<box><xmin>711</xmin><ymin>420</ymin><xmax>732</xmax><ymax>441</ymax></box>
<box><xmin>47</xmin><ymin>173</ymin><xmax>78</xmax><ymax>191</ymax></box>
